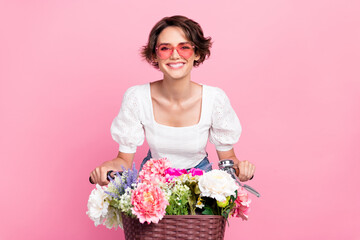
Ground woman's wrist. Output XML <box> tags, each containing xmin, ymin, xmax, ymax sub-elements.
<box><xmin>111</xmin><ymin>157</ymin><xmax>132</xmax><ymax>170</ymax></box>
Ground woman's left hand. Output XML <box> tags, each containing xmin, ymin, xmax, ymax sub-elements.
<box><xmin>235</xmin><ymin>160</ymin><xmax>255</xmax><ymax>182</ymax></box>
<box><xmin>217</xmin><ymin>149</ymin><xmax>256</xmax><ymax>182</ymax></box>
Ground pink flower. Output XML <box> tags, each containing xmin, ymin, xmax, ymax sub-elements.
<box><xmin>139</xmin><ymin>158</ymin><xmax>171</xmax><ymax>185</ymax></box>
<box><xmin>131</xmin><ymin>183</ymin><xmax>169</xmax><ymax>224</ymax></box>
<box><xmin>231</xmin><ymin>187</ymin><xmax>251</xmax><ymax>220</ymax></box>
<box><xmin>165</xmin><ymin>168</ymin><xmax>187</xmax><ymax>181</ymax></box>
<box><xmin>165</xmin><ymin>168</ymin><xmax>187</xmax><ymax>176</ymax></box>
<box><xmin>188</xmin><ymin>168</ymin><xmax>204</xmax><ymax>176</ymax></box>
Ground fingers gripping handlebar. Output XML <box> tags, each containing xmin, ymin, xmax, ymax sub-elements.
<box><xmin>89</xmin><ymin>170</ymin><xmax>122</xmax><ymax>184</ymax></box>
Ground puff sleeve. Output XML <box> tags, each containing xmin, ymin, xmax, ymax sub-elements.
<box><xmin>110</xmin><ymin>86</ymin><xmax>145</xmax><ymax>153</ymax></box>
<box><xmin>209</xmin><ymin>88</ymin><xmax>242</xmax><ymax>151</ymax></box>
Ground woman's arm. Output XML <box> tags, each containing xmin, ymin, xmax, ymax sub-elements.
<box><xmin>216</xmin><ymin>149</ymin><xmax>255</xmax><ymax>182</ymax></box>
<box><xmin>89</xmin><ymin>152</ymin><xmax>135</xmax><ymax>186</ymax></box>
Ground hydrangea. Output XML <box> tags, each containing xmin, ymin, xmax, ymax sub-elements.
<box><xmin>198</xmin><ymin>169</ymin><xmax>238</xmax><ymax>202</ymax></box>
<box><xmin>86</xmin><ymin>184</ymin><xmax>110</xmax><ymax>226</ymax></box>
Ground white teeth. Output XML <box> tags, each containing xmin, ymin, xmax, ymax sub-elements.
<box><xmin>168</xmin><ymin>63</ymin><xmax>184</xmax><ymax>68</ymax></box>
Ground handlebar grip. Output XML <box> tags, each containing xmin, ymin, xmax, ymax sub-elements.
<box><xmin>89</xmin><ymin>170</ymin><xmax>122</xmax><ymax>184</ymax></box>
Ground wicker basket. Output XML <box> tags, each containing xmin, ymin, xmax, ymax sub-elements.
<box><xmin>121</xmin><ymin>214</ymin><xmax>226</xmax><ymax>240</ymax></box>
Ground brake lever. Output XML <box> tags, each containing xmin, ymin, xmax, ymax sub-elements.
<box><xmin>218</xmin><ymin>159</ymin><xmax>261</xmax><ymax>198</ymax></box>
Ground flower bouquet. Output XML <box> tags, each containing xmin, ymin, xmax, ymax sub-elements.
<box><xmin>87</xmin><ymin>158</ymin><xmax>251</xmax><ymax>239</ymax></box>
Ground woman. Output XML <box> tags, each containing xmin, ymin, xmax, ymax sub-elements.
<box><xmin>90</xmin><ymin>15</ymin><xmax>255</xmax><ymax>186</ymax></box>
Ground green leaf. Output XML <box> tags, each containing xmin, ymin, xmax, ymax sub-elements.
<box><xmin>202</xmin><ymin>207</ymin><xmax>214</xmax><ymax>215</ymax></box>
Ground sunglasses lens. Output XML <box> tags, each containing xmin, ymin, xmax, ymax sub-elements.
<box><xmin>157</xmin><ymin>45</ymin><xmax>173</xmax><ymax>59</ymax></box>
<box><xmin>156</xmin><ymin>43</ymin><xmax>194</xmax><ymax>59</ymax></box>
<box><xmin>176</xmin><ymin>43</ymin><xmax>194</xmax><ymax>59</ymax></box>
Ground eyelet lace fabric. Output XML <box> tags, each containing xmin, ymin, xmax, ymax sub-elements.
<box><xmin>209</xmin><ymin>88</ymin><xmax>242</xmax><ymax>151</ymax></box>
<box><xmin>111</xmin><ymin>86</ymin><xmax>145</xmax><ymax>153</ymax></box>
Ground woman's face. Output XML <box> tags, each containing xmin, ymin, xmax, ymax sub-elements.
<box><xmin>155</xmin><ymin>26</ymin><xmax>200</xmax><ymax>81</ymax></box>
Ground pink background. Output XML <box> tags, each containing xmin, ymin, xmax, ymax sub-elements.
<box><xmin>1</xmin><ymin>0</ymin><xmax>359</xmax><ymax>239</ymax></box>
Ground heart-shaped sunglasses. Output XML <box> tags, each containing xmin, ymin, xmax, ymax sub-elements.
<box><xmin>155</xmin><ymin>42</ymin><xmax>195</xmax><ymax>60</ymax></box>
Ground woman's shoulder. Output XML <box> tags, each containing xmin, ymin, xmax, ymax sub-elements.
<box><xmin>203</xmin><ymin>84</ymin><xmax>228</xmax><ymax>98</ymax></box>
<box><xmin>124</xmin><ymin>83</ymin><xmax>149</xmax><ymax>95</ymax></box>
<box><xmin>121</xmin><ymin>83</ymin><xmax>150</xmax><ymax>102</ymax></box>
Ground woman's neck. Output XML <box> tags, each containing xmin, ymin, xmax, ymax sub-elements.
<box><xmin>160</xmin><ymin>76</ymin><xmax>193</xmax><ymax>102</ymax></box>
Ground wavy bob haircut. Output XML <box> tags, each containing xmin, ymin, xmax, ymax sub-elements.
<box><xmin>141</xmin><ymin>15</ymin><xmax>212</xmax><ymax>69</ymax></box>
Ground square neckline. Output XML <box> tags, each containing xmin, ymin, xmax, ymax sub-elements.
<box><xmin>147</xmin><ymin>82</ymin><xmax>205</xmax><ymax>129</ymax></box>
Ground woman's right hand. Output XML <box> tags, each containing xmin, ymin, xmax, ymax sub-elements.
<box><xmin>89</xmin><ymin>160</ymin><xmax>118</xmax><ymax>186</ymax></box>
<box><xmin>89</xmin><ymin>152</ymin><xmax>135</xmax><ymax>186</ymax></box>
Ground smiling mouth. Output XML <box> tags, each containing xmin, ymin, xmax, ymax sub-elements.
<box><xmin>167</xmin><ymin>63</ymin><xmax>185</xmax><ymax>69</ymax></box>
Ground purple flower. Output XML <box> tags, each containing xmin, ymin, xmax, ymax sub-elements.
<box><xmin>105</xmin><ymin>163</ymin><xmax>138</xmax><ymax>198</ymax></box>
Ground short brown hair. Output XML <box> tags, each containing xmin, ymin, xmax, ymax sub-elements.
<box><xmin>141</xmin><ymin>15</ymin><xmax>212</xmax><ymax>69</ymax></box>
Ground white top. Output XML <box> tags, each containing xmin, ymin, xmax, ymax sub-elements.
<box><xmin>110</xmin><ymin>83</ymin><xmax>242</xmax><ymax>169</ymax></box>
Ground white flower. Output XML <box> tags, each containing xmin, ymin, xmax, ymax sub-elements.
<box><xmin>104</xmin><ymin>207</ymin><xmax>123</xmax><ymax>230</ymax></box>
<box><xmin>196</xmin><ymin>196</ymin><xmax>205</xmax><ymax>209</ymax></box>
<box><xmin>118</xmin><ymin>188</ymin><xmax>133</xmax><ymax>215</ymax></box>
<box><xmin>198</xmin><ymin>169</ymin><xmax>238</xmax><ymax>202</ymax></box>
<box><xmin>86</xmin><ymin>184</ymin><xmax>110</xmax><ymax>226</ymax></box>
<box><xmin>196</xmin><ymin>202</ymin><xmax>205</xmax><ymax>209</ymax></box>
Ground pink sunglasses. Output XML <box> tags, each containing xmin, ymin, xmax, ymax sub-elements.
<box><xmin>155</xmin><ymin>42</ymin><xmax>195</xmax><ymax>60</ymax></box>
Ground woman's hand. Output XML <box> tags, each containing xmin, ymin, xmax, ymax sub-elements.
<box><xmin>217</xmin><ymin>149</ymin><xmax>255</xmax><ymax>182</ymax></box>
<box><xmin>90</xmin><ymin>160</ymin><xmax>117</xmax><ymax>186</ymax></box>
<box><xmin>89</xmin><ymin>152</ymin><xmax>134</xmax><ymax>186</ymax></box>
<box><xmin>234</xmin><ymin>160</ymin><xmax>255</xmax><ymax>182</ymax></box>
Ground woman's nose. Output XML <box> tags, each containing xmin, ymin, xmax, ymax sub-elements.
<box><xmin>170</xmin><ymin>48</ymin><xmax>180</xmax><ymax>59</ymax></box>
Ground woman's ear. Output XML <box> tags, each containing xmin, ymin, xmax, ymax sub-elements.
<box><xmin>195</xmin><ymin>54</ymin><xmax>200</xmax><ymax>61</ymax></box>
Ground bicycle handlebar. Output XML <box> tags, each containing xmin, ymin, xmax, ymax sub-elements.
<box><xmin>89</xmin><ymin>170</ymin><xmax>122</xmax><ymax>184</ymax></box>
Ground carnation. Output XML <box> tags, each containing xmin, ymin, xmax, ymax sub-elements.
<box><xmin>198</xmin><ymin>169</ymin><xmax>238</xmax><ymax>202</ymax></box>
<box><xmin>131</xmin><ymin>183</ymin><xmax>169</xmax><ymax>224</ymax></box>
<box><xmin>165</xmin><ymin>168</ymin><xmax>188</xmax><ymax>181</ymax></box>
<box><xmin>188</xmin><ymin>168</ymin><xmax>204</xmax><ymax>177</ymax></box>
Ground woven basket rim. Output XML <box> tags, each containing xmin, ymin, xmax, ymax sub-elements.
<box><xmin>157</xmin><ymin>214</ymin><xmax>224</xmax><ymax>219</ymax></box>
<box><xmin>122</xmin><ymin>213</ymin><xmax>225</xmax><ymax>220</ymax></box>
<box><xmin>122</xmin><ymin>213</ymin><xmax>226</xmax><ymax>240</ymax></box>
